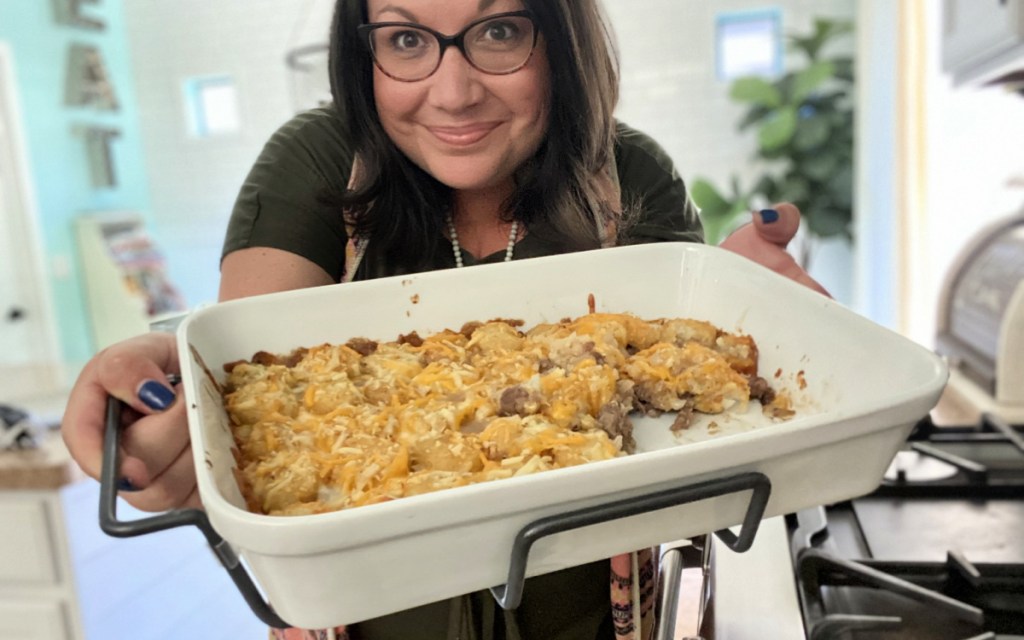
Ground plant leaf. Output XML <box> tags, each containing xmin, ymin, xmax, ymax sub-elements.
<box><xmin>689</xmin><ymin>178</ymin><xmax>731</xmax><ymax>216</ymax></box>
<box><xmin>722</xmin><ymin>17</ymin><xmax>855</xmax><ymax>243</ymax></box>
<box><xmin>793</xmin><ymin>115</ymin><xmax>831</xmax><ymax>151</ymax></box>
<box><xmin>736</xmin><ymin>105</ymin><xmax>772</xmax><ymax>131</ymax></box>
<box><xmin>730</xmin><ymin>77</ymin><xmax>781</xmax><ymax>107</ymax></box>
<box><xmin>806</xmin><ymin>206</ymin><xmax>850</xmax><ymax>237</ymax></box>
<box><xmin>690</xmin><ymin>178</ymin><xmax>749</xmax><ymax>245</ymax></box>
<box><xmin>790</xmin><ymin>19</ymin><xmax>853</xmax><ymax>61</ymax></box>
<box><xmin>752</xmin><ymin>174</ymin><xmax>778</xmax><ymax>200</ymax></box>
<box><xmin>758</xmin><ymin>106</ymin><xmax>798</xmax><ymax>150</ymax></box>
<box><xmin>830</xmin><ymin>56</ymin><xmax>856</xmax><ymax>82</ymax></box>
<box><xmin>823</xmin><ymin>19</ymin><xmax>855</xmax><ymax>40</ymax></box>
<box><xmin>776</xmin><ymin>174</ymin><xmax>810</xmax><ymax>206</ymax></box>
<box><xmin>802</xmin><ymin>151</ymin><xmax>839</xmax><ymax>181</ymax></box>
<box><xmin>792</xmin><ymin>61</ymin><xmax>835</xmax><ymax>103</ymax></box>
<box><xmin>827</xmin><ymin>166</ymin><xmax>854</xmax><ymax>208</ymax></box>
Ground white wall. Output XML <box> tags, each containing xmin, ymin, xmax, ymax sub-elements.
<box><xmin>122</xmin><ymin>0</ymin><xmax>312</xmax><ymax>307</ymax></box>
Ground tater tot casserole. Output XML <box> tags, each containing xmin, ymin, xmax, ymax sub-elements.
<box><xmin>222</xmin><ymin>313</ymin><xmax>791</xmax><ymax>516</ymax></box>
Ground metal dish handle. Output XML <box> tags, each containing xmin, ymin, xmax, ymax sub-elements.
<box><xmin>98</xmin><ymin>396</ymin><xmax>289</xmax><ymax>629</ymax></box>
<box><xmin>490</xmin><ymin>471</ymin><xmax>772</xmax><ymax>610</ymax></box>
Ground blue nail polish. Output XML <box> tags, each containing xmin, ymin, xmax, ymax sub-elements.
<box><xmin>117</xmin><ymin>478</ymin><xmax>140</xmax><ymax>492</ymax></box>
<box><xmin>139</xmin><ymin>380</ymin><xmax>176</xmax><ymax>411</ymax></box>
<box><xmin>760</xmin><ymin>208</ymin><xmax>780</xmax><ymax>224</ymax></box>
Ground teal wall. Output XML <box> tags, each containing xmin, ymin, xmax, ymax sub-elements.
<box><xmin>0</xmin><ymin>0</ymin><xmax>152</xmax><ymax>366</ymax></box>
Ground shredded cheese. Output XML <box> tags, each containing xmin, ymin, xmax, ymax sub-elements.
<box><xmin>224</xmin><ymin>313</ymin><xmax>777</xmax><ymax>516</ymax></box>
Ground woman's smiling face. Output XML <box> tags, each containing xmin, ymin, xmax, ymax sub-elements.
<box><xmin>366</xmin><ymin>0</ymin><xmax>551</xmax><ymax>195</ymax></box>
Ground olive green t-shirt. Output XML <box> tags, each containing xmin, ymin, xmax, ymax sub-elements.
<box><xmin>221</xmin><ymin>107</ymin><xmax>704</xmax><ymax>640</ymax></box>
<box><xmin>223</xmin><ymin>106</ymin><xmax>703</xmax><ymax>280</ymax></box>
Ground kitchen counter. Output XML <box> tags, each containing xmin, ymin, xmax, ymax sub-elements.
<box><xmin>0</xmin><ymin>430</ymin><xmax>84</xmax><ymax>490</ymax></box>
<box><xmin>1</xmin><ymin>386</ymin><xmax>82</xmax><ymax>490</ymax></box>
<box><xmin>932</xmin><ymin>369</ymin><xmax>1024</xmax><ymax>425</ymax></box>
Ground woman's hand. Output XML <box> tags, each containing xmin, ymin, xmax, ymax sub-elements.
<box><xmin>61</xmin><ymin>332</ymin><xmax>200</xmax><ymax>511</ymax></box>
<box><xmin>719</xmin><ymin>202</ymin><xmax>830</xmax><ymax>296</ymax></box>
<box><xmin>60</xmin><ymin>247</ymin><xmax>328</xmax><ymax>514</ymax></box>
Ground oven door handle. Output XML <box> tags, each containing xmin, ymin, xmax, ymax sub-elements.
<box><xmin>98</xmin><ymin>396</ymin><xmax>290</xmax><ymax>629</ymax></box>
<box><xmin>490</xmin><ymin>471</ymin><xmax>772</xmax><ymax>611</ymax></box>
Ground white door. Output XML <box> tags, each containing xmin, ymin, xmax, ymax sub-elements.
<box><xmin>0</xmin><ymin>42</ymin><xmax>60</xmax><ymax>399</ymax></box>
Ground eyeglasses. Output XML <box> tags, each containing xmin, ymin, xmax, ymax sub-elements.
<box><xmin>357</xmin><ymin>11</ymin><xmax>538</xmax><ymax>82</ymax></box>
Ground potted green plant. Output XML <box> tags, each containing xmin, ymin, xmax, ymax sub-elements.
<box><xmin>691</xmin><ymin>18</ymin><xmax>855</xmax><ymax>267</ymax></box>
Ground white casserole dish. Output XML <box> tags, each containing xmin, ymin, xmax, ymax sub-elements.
<box><xmin>178</xmin><ymin>242</ymin><xmax>947</xmax><ymax>629</ymax></box>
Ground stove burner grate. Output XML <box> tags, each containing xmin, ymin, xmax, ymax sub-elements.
<box><xmin>874</xmin><ymin>414</ymin><xmax>1024</xmax><ymax>498</ymax></box>
<box><xmin>795</xmin><ymin>547</ymin><xmax>1024</xmax><ymax>639</ymax></box>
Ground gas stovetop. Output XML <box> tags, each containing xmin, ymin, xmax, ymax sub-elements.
<box><xmin>787</xmin><ymin>414</ymin><xmax>1024</xmax><ymax>639</ymax></box>
<box><xmin>877</xmin><ymin>414</ymin><xmax>1024</xmax><ymax>498</ymax></box>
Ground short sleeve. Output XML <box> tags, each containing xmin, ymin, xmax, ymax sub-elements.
<box><xmin>222</xmin><ymin>107</ymin><xmax>355</xmax><ymax>281</ymax></box>
<box><xmin>614</xmin><ymin>122</ymin><xmax>705</xmax><ymax>245</ymax></box>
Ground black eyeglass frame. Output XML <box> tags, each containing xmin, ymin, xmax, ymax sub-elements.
<box><xmin>357</xmin><ymin>10</ymin><xmax>539</xmax><ymax>82</ymax></box>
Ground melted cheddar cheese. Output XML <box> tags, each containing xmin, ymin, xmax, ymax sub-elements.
<box><xmin>224</xmin><ymin>313</ymin><xmax>775</xmax><ymax>516</ymax></box>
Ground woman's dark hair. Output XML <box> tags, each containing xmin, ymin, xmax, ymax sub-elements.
<box><xmin>329</xmin><ymin>0</ymin><xmax>621</xmax><ymax>272</ymax></box>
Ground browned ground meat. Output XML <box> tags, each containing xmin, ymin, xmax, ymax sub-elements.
<box><xmin>597</xmin><ymin>401</ymin><xmax>636</xmax><ymax>454</ymax></box>
<box><xmin>747</xmin><ymin>375</ymin><xmax>776</xmax><ymax>405</ymax></box>
<box><xmin>498</xmin><ymin>386</ymin><xmax>541</xmax><ymax>417</ymax></box>
<box><xmin>670</xmin><ymin>402</ymin><xmax>696</xmax><ymax>432</ymax></box>
<box><xmin>346</xmin><ymin>338</ymin><xmax>378</xmax><ymax>356</ymax></box>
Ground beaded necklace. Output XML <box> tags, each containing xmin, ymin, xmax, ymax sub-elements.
<box><xmin>445</xmin><ymin>213</ymin><xmax>518</xmax><ymax>268</ymax></box>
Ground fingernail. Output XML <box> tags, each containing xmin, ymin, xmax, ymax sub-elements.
<box><xmin>760</xmin><ymin>208</ymin><xmax>780</xmax><ymax>224</ymax></box>
<box><xmin>117</xmin><ymin>478</ymin><xmax>140</xmax><ymax>492</ymax></box>
<box><xmin>138</xmin><ymin>380</ymin><xmax>176</xmax><ymax>411</ymax></box>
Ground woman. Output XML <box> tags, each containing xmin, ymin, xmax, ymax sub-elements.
<box><xmin>62</xmin><ymin>0</ymin><xmax>825</xmax><ymax>638</ymax></box>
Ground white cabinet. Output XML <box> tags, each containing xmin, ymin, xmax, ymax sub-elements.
<box><xmin>0</xmin><ymin>601</ymin><xmax>72</xmax><ymax>640</ymax></box>
<box><xmin>0</xmin><ymin>428</ymin><xmax>268</xmax><ymax>639</ymax></box>
<box><xmin>943</xmin><ymin>0</ymin><xmax>1024</xmax><ymax>86</ymax></box>
<box><xmin>0</xmin><ymin>500</ymin><xmax>59</xmax><ymax>584</ymax></box>
<box><xmin>0</xmin><ymin>492</ymin><xmax>84</xmax><ymax>640</ymax></box>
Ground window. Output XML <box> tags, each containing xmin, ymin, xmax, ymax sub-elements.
<box><xmin>184</xmin><ymin>76</ymin><xmax>241</xmax><ymax>138</ymax></box>
<box><xmin>715</xmin><ymin>9</ymin><xmax>782</xmax><ymax>81</ymax></box>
